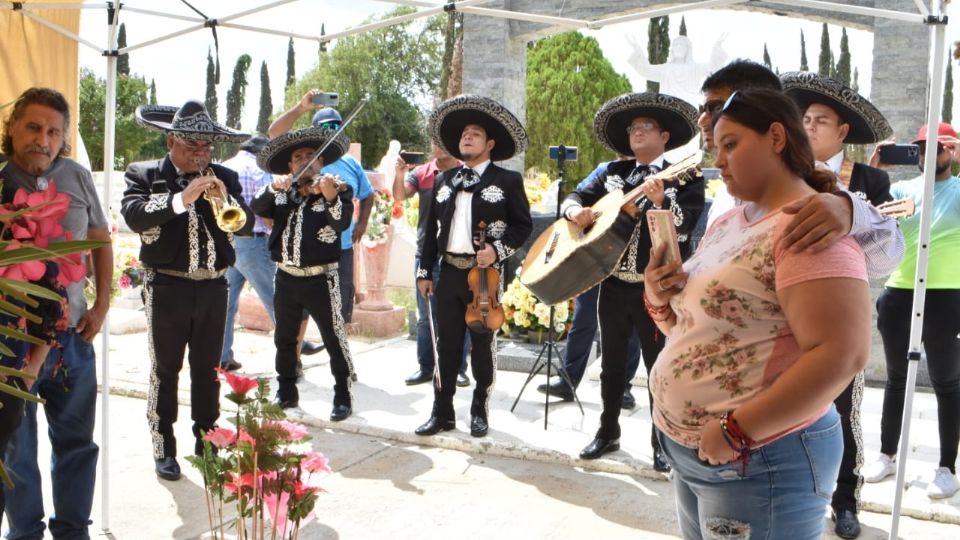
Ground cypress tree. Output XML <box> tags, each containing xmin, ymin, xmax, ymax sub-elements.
<box><xmin>320</xmin><ymin>24</ymin><xmax>328</xmax><ymax>53</ymax></box>
<box><xmin>225</xmin><ymin>54</ymin><xmax>253</xmax><ymax>130</ymax></box>
<box><xmin>646</xmin><ymin>16</ymin><xmax>670</xmax><ymax>92</ymax></box>
<box><xmin>835</xmin><ymin>27</ymin><xmax>851</xmax><ymax>85</ymax></box>
<box><xmin>763</xmin><ymin>44</ymin><xmax>772</xmax><ymax>68</ymax></box>
<box><xmin>205</xmin><ymin>48</ymin><xmax>218</xmax><ymax>121</ymax></box>
<box><xmin>257</xmin><ymin>61</ymin><xmax>273</xmax><ymax>134</ymax></box>
<box><xmin>944</xmin><ymin>61</ymin><xmax>954</xmax><ymax>123</ymax></box>
<box><xmin>285</xmin><ymin>37</ymin><xmax>296</xmax><ymax>88</ymax></box>
<box><xmin>117</xmin><ymin>23</ymin><xmax>130</xmax><ymax>76</ymax></box>
<box><xmin>818</xmin><ymin>23</ymin><xmax>832</xmax><ymax>77</ymax></box>
<box><xmin>852</xmin><ymin>67</ymin><xmax>860</xmax><ymax>93</ymax></box>
<box><xmin>149</xmin><ymin>79</ymin><xmax>157</xmax><ymax>105</ymax></box>
<box><xmin>800</xmin><ymin>30</ymin><xmax>809</xmax><ymax>71</ymax></box>
<box><xmin>679</xmin><ymin>16</ymin><xmax>687</xmax><ymax>36</ymax></box>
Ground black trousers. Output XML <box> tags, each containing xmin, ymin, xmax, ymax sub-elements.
<box><xmin>432</xmin><ymin>264</ymin><xmax>495</xmax><ymax>421</ymax></box>
<box><xmin>877</xmin><ymin>288</ymin><xmax>960</xmax><ymax>472</ymax></box>
<box><xmin>274</xmin><ymin>270</ymin><xmax>354</xmax><ymax>406</ymax></box>
<box><xmin>144</xmin><ymin>273</ymin><xmax>226</xmax><ymax>459</ymax></box>
<box><xmin>0</xmin><ymin>376</ymin><xmax>26</xmax><ymax>523</ymax></box>
<box><xmin>832</xmin><ymin>372</ymin><xmax>864</xmax><ymax>513</ymax></box>
<box><xmin>597</xmin><ymin>278</ymin><xmax>664</xmax><ymax>451</ymax></box>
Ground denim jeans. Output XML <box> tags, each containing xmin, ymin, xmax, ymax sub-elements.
<box><xmin>221</xmin><ymin>235</ymin><xmax>278</xmax><ymax>364</ymax></box>
<box><xmin>562</xmin><ymin>284</ymin><xmax>641</xmax><ymax>389</ymax></box>
<box><xmin>415</xmin><ymin>258</ymin><xmax>469</xmax><ymax>374</ymax></box>
<box><xmin>4</xmin><ymin>330</ymin><xmax>99</xmax><ymax>540</ymax></box>
<box><xmin>658</xmin><ymin>407</ymin><xmax>842</xmax><ymax>540</ymax></box>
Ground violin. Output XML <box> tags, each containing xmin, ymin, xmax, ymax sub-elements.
<box><xmin>465</xmin><ymin>222</ymin><xmax>506</xmax><ymax>334</ymax></box>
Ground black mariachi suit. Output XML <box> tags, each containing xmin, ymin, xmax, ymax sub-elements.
<box><xmin>832</xmin><ymin>160</ymin><xmax>890</xmax><ymax>515</ymax></box>
<box><xmin>251</xmin><ymin>183</ymin><xmax>355</xmax><ymax>407</ymax></box>
<box><xmin>562</xmin><ymin>158</ymin><xmax>704</xmax><ymax>448</ymax></box>
<box><xmin>418</xmin><ymin>162</ymin><xmax>533</xmax><ymax>422</ymax></box>
<box><xmin>121</xmin><ymin>156</ymin><xmax>254</xmax><ymax>460</ymax></box>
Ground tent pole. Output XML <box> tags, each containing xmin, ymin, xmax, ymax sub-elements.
<box><xmin>889</xmin><ymin>2</ymin><xmax>947</xmax><ymax>538</ymax></box>
<box><xmin>100</xmin><ymin>2</ymin><xmax>120</xmax><ymax>534</ymax></box>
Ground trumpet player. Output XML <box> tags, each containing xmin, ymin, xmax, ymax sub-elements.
<box><xmin>251</xmin><ymin>126</ymin><xmax>356</xmax><ymax>421</ymax></box>
<box><xmin>122</xmin><ymin>100</ymin><xmax>254</xmax><ymax>481</ymax></box>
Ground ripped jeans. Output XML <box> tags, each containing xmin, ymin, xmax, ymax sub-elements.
<box><xmin>658</xmin><ymin>407</ymin><xmax>842</xmax><ymax>540</ymax></box>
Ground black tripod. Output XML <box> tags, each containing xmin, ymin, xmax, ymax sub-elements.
<box><xmin>511</xmin><ymin>145</ymin><xmax>584</xmax><ymax>429</ymax></box>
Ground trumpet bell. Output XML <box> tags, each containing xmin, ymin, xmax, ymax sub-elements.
<box><xmin>217</xmin><ymin>206</ymin><xmax>247</xmax><ymax>233</ymax></box>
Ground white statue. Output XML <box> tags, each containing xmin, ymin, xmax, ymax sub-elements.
<box><xmin>377</xmin><ymin>140</ymin><xmax>402</xmax><ymax>186</ymax></box>
<box><xmin>626</xmin><ymin>34</ymin><xmax>728</xmax><ymax>107</ymax></box>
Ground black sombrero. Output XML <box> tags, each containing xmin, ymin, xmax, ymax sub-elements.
<box><xmin>594</xmin><ymin>92</ymin><xmax>699</xmax><ymax>155</ymax></box>
<box><xmin>135</xmin><ymin>100</ymin><xmax>249</xmax><ymax>143</ymax></box>
<box><xmin>780</xmin><ymin>71</ymin><xmax>892</xmax><ymax>145</ymax></box>
<box><xmin>257</xmin><ymin>127</ymin><xmax>350</xmax><ymax>175</ymax></box>
<box><xmin>430</xmin><ymin>95</ymin><xmax>528</xmax><ymax>161</ymax></box>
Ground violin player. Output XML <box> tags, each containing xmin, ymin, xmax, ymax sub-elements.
<box><xmin>414</xmin><ymin>95</ymin><xmax>532</xmax><ymax>438</ymax></box>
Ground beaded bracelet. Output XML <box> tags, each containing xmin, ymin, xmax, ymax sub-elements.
<box><xmin>720</xmin><ymin>411</ymin><xmax>756</xmax><ymax>475</ymax></box>
<box><xmin>643</xmin><ymin>292</ymin><xmax>673</xmax><ymax>322</ymax></box>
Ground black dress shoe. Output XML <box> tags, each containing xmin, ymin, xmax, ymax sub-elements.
<box><xmin>220</xmin><ymin>358</ymin><xmax>242</xmax><ymax>371</ymax></box>
<box><xmin>832</xmin><ymin>509</ymin><xmax>861</xmax><ymax>539</ymax></box>
<box><xmin>579</xmin><ymin>436</ymin><xmax>620</xmax><ymax>460</ymax></box>
<box><xmin>330</xmin><ymin>404</ymin><xmax>352</xmax><ymax>422</ymax></box>
<box><xmin>537</xmin><ymin>380</ymin><xmax>574</xmax><ymax>401</ymax></box>
<box><xmin>405</xmin><ymin>369</ymin><xmax>433</xmax><ymax>385</ymax></box>
<box><xmin>300</xmin><ymin>340</ymin><xmax>325</xmax><ymax>356</ymax></box>
<box><xmin>275</xmin><ymin>396</ymin><xmax>299</xmax><ymax>409</ymax></box>
<box><xmin>155</xmin><ymin>457</ymin><xmax>181</xmax><ymax>481</ymax></box>
<box><xmin>621</xmin><ymin>389</ymin><xmax>636</xmax><ymax>410</ymax></box>
<box><xmin>415</xmin><ymin>416</ymin><xmax>456</xmax><ymax>436</ymax></box>
<box><xmin>456</xmin><ymin>372</ymin><xmax>471</xmax><ymax>387</ymax></box>
<box><xmin>470</xmin><ymin>416</ymin><xmax>489</xmax><ymax>437</ymax></box>
<box><xmin>653</xmin><ymin>449</ymin><xmax>672</xmax><ymax>473</ymax></box>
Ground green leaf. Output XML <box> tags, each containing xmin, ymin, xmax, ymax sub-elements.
<box><xmin>0</xmin><ymin>365</ymin><xmax>38</xmax><ymax>379</ymax></box>
<box><xmin>0</xmin><ymin>380</ymin><xmax>44</xmax><ymax>403</ymax></box>
<box><xmin>0</xmin><ymin>325</ymin><xmax>45</xmax><ymax>346</ymax></box>
<box><xmin>0</xmin><ymin>298</ymin><xmax>41</xmax><ymax>324</ymax></box>
<box><xmin>0</xmin><ymin>239</ymin><xmax>106</xmax><ymax>265</ymax></box>
<box><xmin>0</xmin><ymin>277</ymin><xmax>61</xmax><ymax>303</ymax></box>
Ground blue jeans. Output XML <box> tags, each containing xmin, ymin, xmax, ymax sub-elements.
<box><xmin>415</xmin><ymin>258</ymin><xmax>469</xmax><ymax>374</ymax></box>
<box><xmin>221</xmin><ymin>235</ymin><xmax>278</xmax><ymax>364</ymax></box>
<box><xmin>658</xmin><ymin>407</ymin><xmax>842</xmax><ymax>540</ymax></box>
<box><xmin>4</xmin><ymin>330</ymin><xmax>99</xmax><ymax>540</ymax></box>
<box><xmin>562</xmin><ymin>285</ymin><xmax>640</xmax><ymax>389</ymax></box>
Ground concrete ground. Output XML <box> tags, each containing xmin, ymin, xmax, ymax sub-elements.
<box><xmin>13</xmin><ymin>314</ymin><xmax>960</xmax><ymax>538</ymax></box>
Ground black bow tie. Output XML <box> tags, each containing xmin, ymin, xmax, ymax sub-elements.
<box><xmin>626</xmin><ymin>164</ymin><xmax>658</xmax><ymax>186</ymax></box>
<box><xmin>177</xmin><ymin>172</ymin><xmax>200</xmax><ymax>188</ymax></box>
<box><xmin>452</xmin><ymin>167</ymin><xmax>481</xmax><ymax>192</ymax></box>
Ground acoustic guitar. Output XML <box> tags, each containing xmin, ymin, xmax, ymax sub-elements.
<box><xmin>877</xmin><ymin>197</ymin><xmax>916</xmax><ymax>219</ymax></box>
<box><xmin>520</xmin><ymin>152</ymin><xmax>703</xmax><ymax>305</ymax></box>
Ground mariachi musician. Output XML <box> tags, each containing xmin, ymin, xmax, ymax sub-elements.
<box><xmin>415</xmin><ymin>95</ymin><xmax>532</xmax><ymax>438</ymax></box>
<box><xmin>561</xmin><ymin>93</ymin><xmax>704</xmax><ymax>470</ymax></box>
<box><xmin>122</xmin><ymin>100</ymin><xmax>254</xmax><ymax>481</ymax></box>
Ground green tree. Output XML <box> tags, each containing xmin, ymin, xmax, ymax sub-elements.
<box><xmin>439</xmin><ymin>11</ymin><xmax>463</xmax><ymax>100</ymax></box>
<box><xmin>944</xmin><ymin>61</ymin><xmax>954</xmax><ymax>123</ymax></box>
<box><xmin>78</xmin><ymin>68</ymin><xmax>156</xmax><ymax>170</ymax></box>
<box><xmin>205</xmin><ymin>48</ymin><xmax>218</xmax><ymax>121</ymax></box>
<box><xmin>526</xmin><ymin>32</ymin><xmax>632</xmax><ymax>184</ymax></box>
<box><xmin>646</xmin><ymin>16</ymin><xmax>670</xmax><ymax>92</ymax></box>
<box><xmin>285</xmin><ymin>37</ymin><xmax>296</xmax><ymax>88</ymax></box>
<box><xmin>320</xmin><ymin>24</ymin><xmax>328</xmax><ymax>53</ymax></box>
<box><xmin>225</xmin><ymin>54</ymin><xmax>252</xmax><ymax>130</ymax></box>
<box><xmin>852</xmin><ymin>67</ymin><xmax>860</xmax><ymax>93</ymax></box>
<box><xmin>679</xmin><ymin>16</ymin><xmax>687</xmax><ymax>36</ymax></box>
<box><xmin>835</xmin><ymin>27</ymin><xmax>851</xmax><ymax>85</ymax></box>
<box><xmin>149</xmin><ymin>78</ymin><xmax>157</xmax><ymax>105</ymax></box>
<box><xmin>286</xmin><ymin>7</ymin><xmax>445</xmax><ymax>168</ymax></box>
<box><xmin>800</xmin><ymin>30</ymin><xmax>808</xmax><ymax>71</ymax></box>
<box><xmin>763</xmin><ymin>44</ymin><xmax>772</xmax><ymax>68</ymax></box>
<box><xmin>257</xmin><ymin>61</ymin><xmax>272</xmax><ymax>134</ymax></box>
<box><xmin>117</xmin><ymin>23</ymin><xmax>130</xmax><ymax>76</ymax></box>
<box><xmin>818</xmin><ymin>23</ymin><xmax>832</xmax><ymax>77</ymax></box>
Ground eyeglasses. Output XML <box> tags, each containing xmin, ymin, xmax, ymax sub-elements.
<box><xmin>178</xmin><ymin>138</ymin><xmax>214</xmax><ymax>152</ymax></box>
<box><xmin>698</xmin><ymin>100</ymin><xmax>725</xmax><ymax>118</ymax></box>
<box><xmin>917</xmin><ymin>141</ymin><xmax>945</xmax><ymax>155</ymax></box>
<box><xmin>626</xmin><ymin>121</ymin><xmax>661</xmax><ymax>135</ymax></box>
<box><xmin>317</xmin><ymin>121</ymin><xmax>340</xmax><ymax>130</ymax></box>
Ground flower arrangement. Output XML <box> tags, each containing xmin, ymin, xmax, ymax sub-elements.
<box><xmin>500</xmin><ymin>274</ymin><xmax>573</xmax><ymax>337</ymax></box>
<box><xmin>403</xmin><ymin>196</ymin><xmax>419</xmax><ymax>230</ymax></box>
<box><xmin>187</xmin><ymin>369</ymin><xmax>331</xmax><ymax>539</ymax></box>
<box><xmin>114</xmin><ymin>252</ymin><xmax>145</xmax><ymax>292</ymax></box>
<box><xmin>361</xmin><ymin>189</ymin><xmax>403</xmax><ymax>247</ymax></box>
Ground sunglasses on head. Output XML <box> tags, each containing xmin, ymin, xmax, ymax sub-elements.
<box><xmin>918</xmin><ymin>141</ymin><xmax>946</xmax><ymax>154</ymax></box>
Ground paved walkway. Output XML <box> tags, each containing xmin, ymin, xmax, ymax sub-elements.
<box><xmin>87</xmin><ymin>309</ymin><xmax>958</xmax><ymax>538</ymax></box>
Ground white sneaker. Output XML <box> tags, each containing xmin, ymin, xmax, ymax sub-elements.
<box><xmin>927</xmin><ymin>467</ymin><xmax>960</xmax><ymax>499</ymax></box>
<box><xmin>862</xmin><ymin>454</ymin><xmax>896</xmax><ymax>483</ymax></box>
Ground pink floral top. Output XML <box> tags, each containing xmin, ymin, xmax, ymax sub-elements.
<box><xmin>650</xmin><ymin>205</ymin><xmax>867</xmax><ymax>449</ymax></box>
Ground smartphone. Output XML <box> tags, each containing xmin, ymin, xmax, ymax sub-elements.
<box><xmin>646</xmin><ymin>209</ymin><xmax>682</xmax><ymax>267</ymax></box>
<box><xmin>548</xmin><ymin>145</ymin><xmax>578</xmax><ymax>161</ymax></box>
<box><xmin>400</xmin><ymin>151</ymin><xmax>426</xmax><ymax>165</ymax></box>
<box><xmin>311</xmin><ymin>92</ymin><xmax>339</xmax><ymax>107</ymax></box>
<box><xmin>878</xmin><ymin>144</ymin><xmax>920</xmax><ymax>166</ymax></box>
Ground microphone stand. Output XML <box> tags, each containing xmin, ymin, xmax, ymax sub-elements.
<box><xmin>510</xmin><ymin>145</ymin><xmax>584</xmax><ymax>429</ymax></box>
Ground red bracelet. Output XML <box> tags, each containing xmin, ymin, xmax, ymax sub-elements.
<box><xmin>643</xmin><ymin>292</ymin><xmax>673</xmax><ymax>321</ymax></box>
<box><xmin>720</xmin><ymin>411</ymin><xmax>756</xmax><ymax>475</ymax></box>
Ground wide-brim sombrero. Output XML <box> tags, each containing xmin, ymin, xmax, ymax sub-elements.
<box><xmin>594</xmin><ymin>92</ymin><xmax>699</xmax><ymax>154</ymax></box>
<box><xmin>257</xmin><ymin>127</ymin><xmax>350</xmax><ymax>175</ymax></box>
<box><xmin>430</xmin><ymin>95</ymin><xmax>528</xmax><ymax>162</ymax></box>
<box><xmin>135</xmin><ymin>100</ymin><xmax>249</xmax><ymax>143</ymax></box>
<box><xmin>781</xmin><ymin>71</ymin><xmax>892</xmax><ymax>145</ymax></box>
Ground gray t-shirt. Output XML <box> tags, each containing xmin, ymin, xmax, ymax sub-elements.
<box><xmin>1</xmin><ymin>158</ymin><xmax>109</xmax><ymax>326</ymax></box>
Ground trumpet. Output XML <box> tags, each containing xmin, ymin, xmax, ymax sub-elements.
<box><xmin>198</xmin><ymin>166</ymin><xmax>248</xmax><ymax>233</ymax></box>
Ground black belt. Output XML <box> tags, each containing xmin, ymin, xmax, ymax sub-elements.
<box><xmin>251</xmin><ymin>231</ymin><xmax>269</xmax><ymax>238</ymax></box>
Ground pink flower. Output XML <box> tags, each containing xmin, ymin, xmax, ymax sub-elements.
<box><xmin>118</xmin><ymin>274</ymin><xmax>132</xmax><ymax>289</ymax></box>
<box><xmin>720</xmin><ymin>300</ymin><xmax>743</xmax><ymax>320</ymax></box>
<box><xmin>301</xmin><ymin>451</ymin><xmax>331</xmax><ymax>474</ymax></box>
<box><xmin>55</xmin><ymin>250</ymin><xmax>86</xmax><ymax>287</ymax></box>
<box><xmin>203</xmin><ymin>427</ymin><xmax>237</xmax><ymax>449</ymax></box>
<box><xmin>237</xmin><ymin>429</ymin><xmax>257</xmax><ymax>449</ymax></box>
<box><xmin>0</xmin><ymin>241</ymin><xmax>47</xmax><ymax>282</ymax></box>
<box><xmin>224</xmin><ymin>472</ymin><xmax>256</xmax><ymax>494</ymax></box>
<box><xmin>217</xmin><ymin>368</ymin><xmax>258</xmax><ymax>395</ymax></box>
<box><xmin>278</xmin><ymin>421</ymin><xmax>309</xmax><ymax>442</ymax></box>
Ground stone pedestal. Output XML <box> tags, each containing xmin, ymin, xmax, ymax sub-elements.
<box><xmin>350</xmin><ymin>305</ymin><xmax>405</xmax><ymax>337</ymax></box>
<box><xmin>357</xmin><ymin>226</ymin><xmax>394</xmax><ymax>311</ymax></box>
<box><xmin>237</xmin><ymin>291</ymin><xmax>273</xmax><ymax>333</ymax></box>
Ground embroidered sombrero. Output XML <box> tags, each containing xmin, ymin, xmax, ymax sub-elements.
<box><xmin>257</xmin><ymin>126</ymin><xmax>350</xmax><ymax>175</ymax></box>
<box><xmin>135</xmin><ymin>100</ymin><xmax>249</xmax><ymax>143</ymax></box>
<box><xmin>594</xmin><ymin>92</ymin><xmax>699</xmax><ymax>155</ymax></box>
<box><xmin>780</xmin><ymin>71</ymin><xmax>892</xmax><ymax>145</ymax></box>
<box><xmin>430</xmin><ymin>95</ymin><xmax>528</xmax><ymax>162</ymax></box>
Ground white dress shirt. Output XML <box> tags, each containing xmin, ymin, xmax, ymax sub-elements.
<box><xmin>446</xmin><ymin>160</ymin><xmax>491</xmax><ymax>254</ymax></box>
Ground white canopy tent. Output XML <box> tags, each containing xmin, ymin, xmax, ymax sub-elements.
<box><xmin>0</xmin><ymin>1</ymin><xmax>949</xmax><ymax>537</ymax></box>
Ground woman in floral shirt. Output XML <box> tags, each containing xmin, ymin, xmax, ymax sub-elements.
<box><xmin>643</xmin><ymin>89</ymin><xmax>871</xmax><ymax>539</ymax></box>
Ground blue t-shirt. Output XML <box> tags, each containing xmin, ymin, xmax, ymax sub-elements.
<box><xmin>887</xmin><ymin>175</ymin><xmax>960</xmax><ymax>289</ymax></box>
<box><xmin>579</xmin><ymin>161</ymin><xmax>611</xmax><ymax>191</ymax></box>
<box><xmin>321</xmin><ymin>154</ymin><xmax>373</xmax><ymax>250</ymax></box>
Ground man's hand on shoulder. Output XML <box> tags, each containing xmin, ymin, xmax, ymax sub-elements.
<box><xmin>781</xmin><ymin>192</ymin><xmax>853</xmax><ymax>253</ymax></box>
